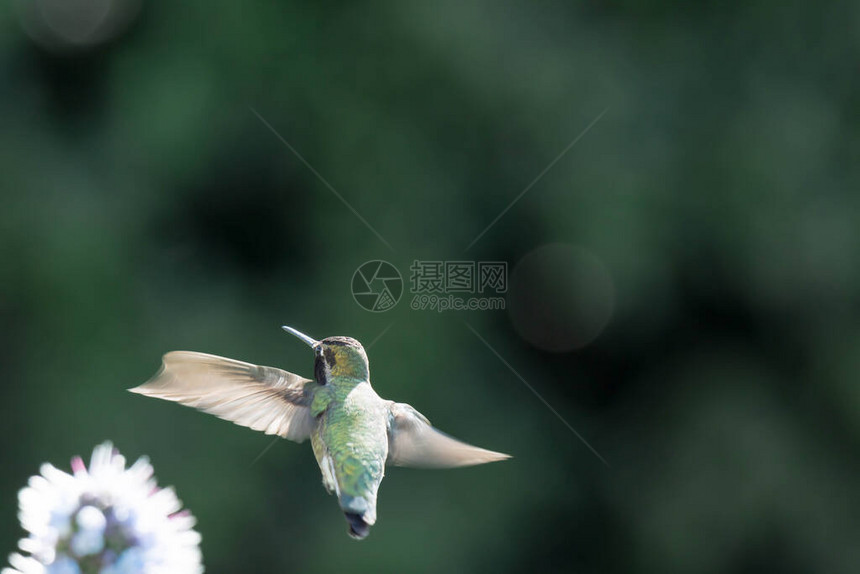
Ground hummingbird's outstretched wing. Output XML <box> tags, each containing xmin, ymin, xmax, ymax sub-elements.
<box><xmin>387</xmin><ymin>403</ymin><xmax>511</xmax><ymax>468</ymax></box>
<box><xmin>130</xmin><ymin>351</ymin><xmax>319</xmax><ymax>442</ymax></box>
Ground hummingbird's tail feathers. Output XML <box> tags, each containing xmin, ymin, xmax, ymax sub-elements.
<box><xmin>387</xmin><ymin>403</ymin><xmax>512</xmax><ymax>468</ymax></box>
<box><xmin>344</xmin><ymin>512</ymin><xmax>371</xmax><ymax>540</ymax></box>
<box><xmin>340</xmin><ymin>495</ymin><xmax>376</xmax><ymax>539</ymax></box>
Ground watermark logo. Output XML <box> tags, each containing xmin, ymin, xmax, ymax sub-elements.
<box><xmin>409</xmin><ymin>260</ymin><xmax>507</xmax><ymax>312</ymax></box>
<box><xmin>409</xmin><ymin>261</ymin><xmax>508</xmax><ymax>294</ymax></box>
<box><xmin>351</xmin><ymin>260</ymin><xmax>403</xmax><ymax>312</ymax></box>
<box><xmin>352</xmin><ymin>260</ymin><xmax>507</xmax><ymax>312</ymax></box>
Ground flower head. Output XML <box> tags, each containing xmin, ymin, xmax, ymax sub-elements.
<box><xmin>4</xmin><ymin>442</ymin><xmax>203</xmax><ymax>574</ymax></box>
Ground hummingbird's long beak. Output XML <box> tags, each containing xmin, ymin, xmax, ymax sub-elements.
<box><xmin>281</xmin><ymin>326</ymin><xmax>319</xmax><ymax>347</ymax></box>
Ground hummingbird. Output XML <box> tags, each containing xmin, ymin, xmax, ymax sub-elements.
<box><xmin>130</xmin><ymin>326</ymin><xmax>510</xmax><ymax>539</ymax></box>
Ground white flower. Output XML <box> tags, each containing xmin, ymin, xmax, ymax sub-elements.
<box><xmin>3</xmin><ymin>442</ymin><xmax>203</xmax><ymax>574</ymax></box>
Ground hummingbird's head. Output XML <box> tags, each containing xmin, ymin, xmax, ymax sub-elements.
<box><xmin>282</xmin><ymin>327</ymin><xmax>369</xmax><ymax>384</ymax></box>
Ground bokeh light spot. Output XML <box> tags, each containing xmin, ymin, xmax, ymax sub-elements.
<box><xmin>507</xmin><ymin>243</ymin><xmax>614</xmax><ymax>352</ymax></box>
<box><xmin>16</xmin><ymin>0</ymin><xmax>140</xmax><ymax>52</ymax></box>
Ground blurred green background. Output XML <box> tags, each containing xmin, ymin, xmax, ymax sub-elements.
<box><xmin>2</xmin><ymin>1</ymin><xmax>859</xmax><ymax>573</ymax></box>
